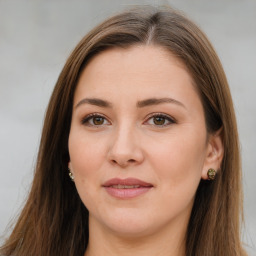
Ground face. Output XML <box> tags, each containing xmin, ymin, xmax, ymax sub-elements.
<box><xmin>68</xmin><ymin>45</ymin><xmax>216</xmax><ymax>238</ymax></box>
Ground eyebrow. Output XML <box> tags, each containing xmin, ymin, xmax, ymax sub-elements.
<box><xmin>75</xmin><ymin>97</ymin><xmax>185</xmax><ymax>109</ymax></box>
<box><xmin>137</xmin><ymin>98</ymin><xmax>186</xmax><ymax>109</ymax></box>
<box><xmin>75</xmin><ymin>98</ymin><xmax>113</xmax><ymax>109</ymax></box>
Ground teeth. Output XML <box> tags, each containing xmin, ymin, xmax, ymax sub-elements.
<box><xmin>111</xmin><ymin>184</ymin><xmax>140</xmax><ymax>189</ymax></box>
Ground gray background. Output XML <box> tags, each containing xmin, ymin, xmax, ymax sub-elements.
<box><xmin>0</xmin><ymin>0</ymin><xmax>255</xmax><ymax>254</ymax></box>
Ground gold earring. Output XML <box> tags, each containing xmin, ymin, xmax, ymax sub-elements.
<box><xmin>68</xmin><ymin>168</ymin><xmax>74</xmax><ymax>182</ymax></box>
<box><xmin>207</xmin><ymin>168</ymin><xmax>216</xmax><ymax>180</ymax></box>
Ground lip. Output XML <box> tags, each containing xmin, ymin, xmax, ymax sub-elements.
<box><xmin>102</xmin><ymin>178</ymin><xmax>153</xmax><ymax>199</ymax></box>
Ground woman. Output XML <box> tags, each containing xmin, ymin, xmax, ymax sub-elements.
<box><xmin>0</xmin><ymin>5</ymin><xmax>247</xmax><ymax>256</ymax></box>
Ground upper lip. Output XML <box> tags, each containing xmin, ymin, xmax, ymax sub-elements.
<box><xmin>103</xmin><ymin>178</ymin><xmax>153</xmax><ymax>187</ymax></box>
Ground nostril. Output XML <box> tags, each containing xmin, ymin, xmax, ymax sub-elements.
<box><xmin>110</xmin><ymin>158</ymin><xmax>136</xmax><ymax>166</ymax></box>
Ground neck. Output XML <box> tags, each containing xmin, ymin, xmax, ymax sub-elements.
<box><xmin>84</xmin><ymin>216</ymin><xmax>187</xmax><ymax>256</ymax></box>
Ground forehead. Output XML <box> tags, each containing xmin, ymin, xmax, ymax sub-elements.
<box><xmin>74</xmin><ymin>45</ymin><xmax>199</xmax><ymax>108</ymax></box>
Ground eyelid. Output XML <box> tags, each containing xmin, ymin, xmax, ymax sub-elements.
<box><xmin>81</xmin><ymin>113</ymin><xmax>111</xmax><ymax>126</ymax></box>
<box><xmin>143</xmin><ymin>112</ymin><xmax>176</xmax><ymax>126</ymax></box>
<box><xmin>80</xmin><ymin>112</ymin><xmax>176</xmax><ymax>127</ymax></box>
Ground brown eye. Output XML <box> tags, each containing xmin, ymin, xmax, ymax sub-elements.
<box><xmin>153</xmin><ymin>116</ymin><xmax>166</xmax><ymax>125</ymax></box>
<box><xmin>93</xmin><ymin>116</ymin><xmax>104</xmax><ymax>125</ymax></box>
<box><xmin>145</xmin><ymin>113</ymin><xmax>175</xmax><ymax>127</ymax></box>
<box><xmin>81</xmin><ymin>114</ymin><xmax>110</xmax><ymax>126</ymax></box>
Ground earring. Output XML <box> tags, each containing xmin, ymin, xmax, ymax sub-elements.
<box><xmin>68</xmin><ymin>168</ymin><xmax>74</xmax><ymax>182</ymax></box>
<box><xmin>207</xmin><ymin>168</ymin><xmax>216</xmax><ymax>180</ymax></box>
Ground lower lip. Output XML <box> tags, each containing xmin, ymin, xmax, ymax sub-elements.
<box><xmin>104</xmin><ymin>187</ymin><xmax>152</xmax><ymax>199</ymax></box>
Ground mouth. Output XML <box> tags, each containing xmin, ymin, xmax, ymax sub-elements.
<box><xmin>102</xmin><ymin>178</ymin><xmax>153</xmax><ymax>199</ymax></box>
<box><xmin>109</xmin><ymin>184</ymin><xmax>141</xmax><ymax>189</ymax></box>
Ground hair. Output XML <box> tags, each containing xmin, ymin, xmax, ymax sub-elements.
<box><xmin>1</xmin><ymin>5</ymin><xmax>247</xmax><ymax>256</ymax></box>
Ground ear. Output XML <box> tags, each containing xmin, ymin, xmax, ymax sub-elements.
<box><xmin>68</xmin><ymin>161</ymin><xmax>73</xmax><ymax>171</ymax></box>
<box><xmin>67</xmin><ymin>161</ymin><xmax>75</xmax><ymax>181</ymax></box>
<box><xmin>201</xmin><ymin>128</ymin><xmax>224</xmax><ymax>180</ymax></box>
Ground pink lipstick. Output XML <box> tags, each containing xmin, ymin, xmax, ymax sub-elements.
<box><xmin>102</xmin><ymin>178</ymin><xmax>153</xmax><ymax>199</ymax></box>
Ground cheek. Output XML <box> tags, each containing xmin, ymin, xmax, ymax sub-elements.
<box><xmin>69</xmin><ymin>129</ymin><xmax>105</xmax><ymax>175</ymax></box>
<box><xmin>68</xmin><ymin>129</ymin><xmax>108</xmax><ymax>205</ymax></box>
<box><xmin>147</xmin><ymin>128</ymin><xmax>207</xmax><ymax>197</ymax></box>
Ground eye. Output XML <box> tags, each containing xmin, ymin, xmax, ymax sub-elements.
<box><xmin>81</xmin><ymin>114</ymin><xmax>110</xmax><ymax>126</ymax></box>
<box><xmin>145</xmin><ymin>113</ymin><xmax>175</xmax><ymax>127</ymax></box>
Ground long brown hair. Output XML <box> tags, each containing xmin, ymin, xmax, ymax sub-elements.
<box><xmin>1</xmin><ymin>5</ymin><xmax>247</xmax><ymax>256</ymax></box>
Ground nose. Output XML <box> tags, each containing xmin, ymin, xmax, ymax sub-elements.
<box><xmin>107</xmin><ymin>125</ymin><xmax>144</xmax><ymax>168</ymax></box>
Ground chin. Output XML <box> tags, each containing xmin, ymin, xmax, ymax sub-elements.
<box><xmin>97</xmin><ymin>209</ymin><xmax>160</xmax><ymax>238</ymax></box>
<box><xmin>107</xmin><ymin>221</ymin><xmax>153</xmax><ymax>238</ymax></box>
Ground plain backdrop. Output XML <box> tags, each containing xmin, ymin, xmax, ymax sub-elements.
<box><xmin>0</xmin><ymin>0</ymin><xmax>255</xmax><ymax>254</ymax></box>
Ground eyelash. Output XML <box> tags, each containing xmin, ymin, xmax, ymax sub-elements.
<box><xmin>81</xmin><ymin>113</ymin><xmax>110</xmax><ymax>126</ymax></box>
<box><xmin>145</xmin><ymin>113</ymin><xmax>176</xmax><ymax>127</ymax></box>
<box><xmin>81</xmin><ymin>113</ymin><xmax>176</xmax><ymax>127</ymax></box>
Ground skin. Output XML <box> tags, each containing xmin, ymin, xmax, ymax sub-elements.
<box><xmin>68</xmin><ymin>45</ymin><xmax>223</xmax><ymax>256</ymax></box>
